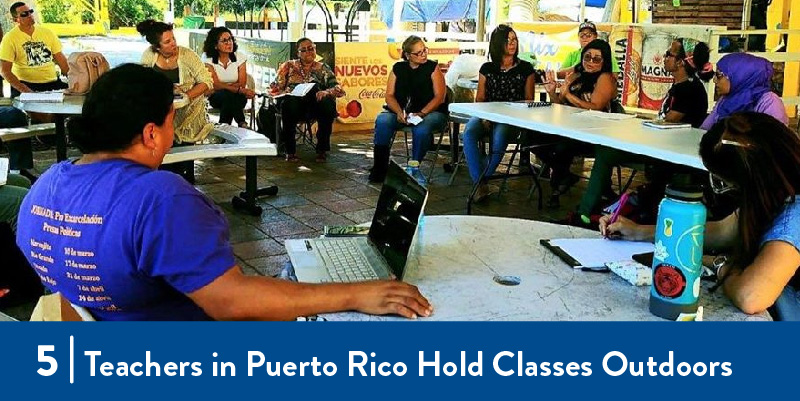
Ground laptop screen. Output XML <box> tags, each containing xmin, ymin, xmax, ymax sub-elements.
<box><xmin>368</xmin><ymin>161</ymin><xmax>428</xmax><ymax>279</ymax></box>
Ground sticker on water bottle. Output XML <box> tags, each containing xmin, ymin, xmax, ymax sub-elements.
<box><xmin>663</xmin><ymin>218</ymin><xmax>674</xmax><ymax>237</ymax></box>
<box><xmin>653</xmin><ymin>263</ymin><xmax>686</xmax><ymax>299</ymax></box>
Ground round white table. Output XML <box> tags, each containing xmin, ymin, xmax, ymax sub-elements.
<box><xmin>324</xmin><ymin>215</ymin><xmax>769</xmax><ymax>321</ymax></box>
<box><xmin>13</xmin><ymin>95</ymin><xmax>190</xmax><ymax>161</ymax></box>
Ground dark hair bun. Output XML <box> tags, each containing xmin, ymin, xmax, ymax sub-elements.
<box><xmin>136</xmin><ymin>19</ymin><xmax>157</xmax><ymax>36</ymax></box>
<box><xmin>691</xmin><ymin>42</ymin><xmax>713</xmax><ymax>82</ymax></box>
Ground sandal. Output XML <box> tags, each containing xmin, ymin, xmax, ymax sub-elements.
<box><xmin>285</xmin><ymin>154</ymin><xmax>300</xmax><ymax>162</ymax></box>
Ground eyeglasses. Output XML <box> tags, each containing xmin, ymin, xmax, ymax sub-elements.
<box><xmin>709</xmin><ymin>173</ymin><xmax>737</xmax><ymax>195</ymax></box>
<box><xmin>664</xmin><ymin>51</ymin><xmax>677</xmax><ymax>59</ymax></box>
<box><xmin>714</xmin><ymin>71</ymin><xmax>727</xmax><ymax>81</ymax></box>
<box><xmin>583</xmin><ymin>54</ymin><xmax>603</xmax><ymax>64</ymax></box>
<box><xmin>578</xmin><ymin>32</ymin><xmax>596</xmax><ymax>39</ymax></box>
<box><xmin>506</xmin><ymin>37</ymin><xmax>518</xmax><ymax>44</ymax></box>
<box><xmin>298</xmin><ymin>45</ymin><xmax>316</xmax><ymax>53</ymax></box>
<box><xmin>17</xmin><ymin>9</ymin><xmax>34</xmax><ymax>18</ymax></box>
<box><xmin>218</xmin><ymin>37</ymin><xmax>234</xmax><ymax>44</ymax></box>
<box><xmin>409</xmin><ymin>47</ymin><xmax>429</xmax><ymax>57</ymax></box>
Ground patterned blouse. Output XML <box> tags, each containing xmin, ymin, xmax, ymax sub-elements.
<box><xmin>273</xmin><ymin>59</ymin><xmax>340</xmax><ymax>92</ymax></box>
<box><xmin>479</xmin><ymin>60</ymin><xmax>534</xmax><ymax>102</ymax></box>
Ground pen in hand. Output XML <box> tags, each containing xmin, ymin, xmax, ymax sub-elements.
<box><xmin>604</xmin><ymin>192</ymin><xmax>630</xmax><ymax>239</ymax></box>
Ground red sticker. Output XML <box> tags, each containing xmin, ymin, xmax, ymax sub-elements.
<box><xmin>653</xmin><ymin>263</ymin><xmax>686</xmax><ymax>299</ymax></box>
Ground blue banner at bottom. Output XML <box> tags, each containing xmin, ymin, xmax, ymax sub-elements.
<box><xmin>0</xmin><ymin>322</ymin><xmax>792</xmax><ymax>400</ymax></box>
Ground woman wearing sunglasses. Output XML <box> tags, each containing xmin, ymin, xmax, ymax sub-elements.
<box><xmin>701</xmin><ymin>53</ymin><xmax>789</xmax><ymax>129</ymax></box>
<box><xmin>601</xmin><ymin>112</ymin><xmax>800</xmax><ymax>320</ymax></box>
<box><xmin>541</xmin><ymin>39</ymin><xmax>618</xmax><ymax>207</ymax></box>
<box><xmin>203</xmin><ymin>27</ymin><xmax>255</xmax><ymax>128</ymax></box>
<box><xmin>574</xmin><ymin>39</ymin><xmax>713</xmax><ymax>224</ymax></box>
<box><xmin>369</xmin><ymin>35</ymin><xmax>448</xmax><ymax>183</ymax></box>
<box><xmin>272</xmin><ymin>38</ymin><xmax>344</xmax><ymax>162</ymax></box>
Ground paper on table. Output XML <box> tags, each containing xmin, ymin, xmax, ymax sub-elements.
<box><xmin>19</xmin><ymin>91</ymin><xmax>64</xmax><ymax>103</ymax></box>
<box><xmin>0</xmin><ymin>157</ymin><xmax>8</xmax><ymax>186</ymax></box>
<box><xmin>549</xmin><ymin>238</ymin><xmax>654</xmax><ymax>268</ymax></box>
<box><xmin>575</xmin><ymin>110</ymin><xmax>636</xmax><ymax>120</ymax></box>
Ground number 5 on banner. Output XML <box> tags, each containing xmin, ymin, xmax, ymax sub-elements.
<box><xmin>38</xmin><ymin>345</ymin><xmax>58</xmax><ymax>376</ymax></box>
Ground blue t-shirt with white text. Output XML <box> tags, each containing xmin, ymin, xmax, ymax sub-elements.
<box><xmin>761</xmin><ymin>196</ymin><xmax>800</xmax><ymax>289</ymax></box>
<box><xmin>16</xmin><ymin>160</ymin><xmax>235</xmax><ymax>320</ymax></box>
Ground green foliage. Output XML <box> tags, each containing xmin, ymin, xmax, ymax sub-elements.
<box><xmin>38</xmin><ymin>0</ymin><xmax>82</xmax><ymax>24</ymax></box>
<box><xmin>109</xmin><ymin>0</ymin><xmax>162</xmax><ymax>29</ymax></box>
<box><xmin>175</xmin><ymin>0</ymin><xmax>216</xmax><ymax>17</ymax></box>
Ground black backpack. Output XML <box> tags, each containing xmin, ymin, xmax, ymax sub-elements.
<box><xmin>0</xmin><ymin>223</ymin><xmax>43</xmax><ymax>309</ymax></box>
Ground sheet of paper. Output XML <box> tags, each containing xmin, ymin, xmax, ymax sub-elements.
<box><xmin>406</xmin><ymin>114</ymin><xmax>423</xmax><ymax>125</ymax></box>
<box><xmin>575</xmin><ymin>110</ymin><xmax>635</xmax><ymax>120</ymax></box>
<box><xmin>549</xmin><ymin>238</ymin><xmax>654</xmax><ymax>268</ymax></box>
<box><xmin>0</xmin><ymin>157</ymin><xmax>8</xmax><ymax>186</ymax></box>
<box><xmin>291</xmin><ymin>83</ymin><xmax>316</xmax><ymax>97</ymax></box>
<box><xmin>19</xmin><ymin>91</ymin><xmax>64</xmax><ymax>103</ymax></box>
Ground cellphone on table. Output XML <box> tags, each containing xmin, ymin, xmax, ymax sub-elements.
<box><xmin>632</xmin><ymin>252</ymin><xmax>654</xmax><ymax>267</ymax></box>
<box><xmin>323</xmin><ymin>225</ymin><xmax>370</xmax><ymax>237</ymax></box>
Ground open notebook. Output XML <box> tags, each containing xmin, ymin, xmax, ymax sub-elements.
<box><xmin>0</xmin><ymin>157</ymin><xmax>8</xmax><ymax>186</ymax></box>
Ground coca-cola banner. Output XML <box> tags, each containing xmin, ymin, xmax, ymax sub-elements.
<box><xmin>334</xmin><ymin>42</ymin><xmax>461</xmax><ymax>124</ymax></box>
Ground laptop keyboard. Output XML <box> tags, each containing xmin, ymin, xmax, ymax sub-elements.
<box><xmin>315</xmin><ymin>239</ymin><xmax>380</xmax><ymax>282</ymax></box>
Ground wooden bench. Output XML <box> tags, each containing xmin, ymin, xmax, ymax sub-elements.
<box><xmin>0</xmin><ymin>123</ymin><xmax>55</xmax><ymax>143</ymax></box>
<box><xmin>162</xmin><ymin>125</ymin><xmax>279</xmax><ymax>216</ymax></box>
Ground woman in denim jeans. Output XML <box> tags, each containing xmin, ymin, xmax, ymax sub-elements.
<box><xmin>462</xmin><ymin>25</ymin><xmax>535</xmax><ymax>202</ymax></box>
<box><xmin>369</xmin><ymin>36</ymin><xmax>447</xmax><ymax>183</ymax></box>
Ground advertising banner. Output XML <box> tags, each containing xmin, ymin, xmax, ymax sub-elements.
<box><xmin>334</xmin><ymin>42</ymin><xmax>461</xmax><ymax>124</ymax></box>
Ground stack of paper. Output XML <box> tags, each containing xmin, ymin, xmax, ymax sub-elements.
<box><xmin>0</xmin><ymin>157</ymin><xmax>8</xmax><ymax>186</ymax></box>
<box><xmin>19</xmin><ymin>91</ymin><xmax>64</xmax><ymax>103</ymax></box>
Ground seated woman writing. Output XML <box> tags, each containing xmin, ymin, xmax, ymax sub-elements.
<box><xmin>203</xmin><ymin>27</ymin><xmax>255</xmax><ymax>128</ymax></box>
<box><xmin>272</xmin><ymin>38</ymin><xmax>344</xmax><ymax>163</ymax></box>
<box><xmin>368</xmin><ymin>35</ymin><xmax>448</xmax><ymax>183</ymax></box>
<box><xmin>462</xmin><ymin>24</ymin><xmax>535</xmax><ymax>202</ymax></box>
<box><xmin>541</xmin><ymin>39</ymin><xmax>617</xmax><ymax>208</ymax></box>
<box><xmin>14</xmin><ymin>64</ymin><xmax>432</xmax><ymax>321</ymax></box>
<box><xmin>601</xmin><ymin>112</ymin><xmax>800</xmax><ymax>320</ymax></box>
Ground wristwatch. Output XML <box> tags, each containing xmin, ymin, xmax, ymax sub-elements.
<box><xmin>712</xmin><ymin>255</ymin><xmax>728</xmax><ymax>279</ymax></box>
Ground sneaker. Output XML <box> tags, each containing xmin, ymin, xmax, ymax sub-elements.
<box><xmin>473</xmin><ymin>183</ymin><xmax>492</xmax><ymax>203</ymax></box>
<box><xmin>285</xmin><ymin>154</ymin><xmax>300</xmax><ymax>162</ymax></box>
<box><xmin>315</xmin><ymin>152</ymin><xmax>327</xmax><ymax>163</ymax></box>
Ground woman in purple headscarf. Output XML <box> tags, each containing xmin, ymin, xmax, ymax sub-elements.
<box><xmin>701</xmin><ymin>53</ymin><xmax>789</xmax><ymax>130</ymax></box>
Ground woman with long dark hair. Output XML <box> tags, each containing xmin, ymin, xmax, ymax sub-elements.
<box><xmin>204</xmin><ymin>27</ymin><xmax>255</xmax><ymax>127</ymax></box>
<box><xmin>541</xmin><ymin>39</ymin><xmax>618</xmax><ymax>207</ymax></box>
<box><xmin>462</xmin><ymin>24</ymin><xmax>535</xmax><ymax>201</ymax></box>
<box><xmin>601</xmin><ymin>112</ymin><xmax>800</xmax><ymax>320</ymax></box>
<box><xmin>574</xmin><ymin>39</ymin><xmax>713</xmax><ymax>223</ymax></box>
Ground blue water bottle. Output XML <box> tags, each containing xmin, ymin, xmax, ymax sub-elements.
<box><xmin>650</xmin><ymin>185</ymin><xmax>707</xmax><ymax>320</ymax></box>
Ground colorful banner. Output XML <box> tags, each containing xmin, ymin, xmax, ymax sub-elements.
<box><xmin>517</xmin><ymin>30</ymin><xmax>581</xmax><ymax>72</ymax></box>
<box><xmin>334</xmin><ymin>41</ymin><xmax>461</xmax><ymax>124</ymax></box>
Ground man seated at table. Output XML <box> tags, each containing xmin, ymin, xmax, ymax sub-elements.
<box><xmin>557</xmin><ymin>21</ymin><xmax>619</xmax><ymax>79</ymax></box>
<box><xmin>0</xmin><ymin>2</ymin><xmax>69</xmax><ymax>181</ymax></box>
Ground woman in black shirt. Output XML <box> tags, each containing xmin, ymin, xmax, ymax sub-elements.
<box><xmin>574</xmin><ymin>39</ymin><xmax>712</xmax><ymax>223</ymax></box>
<box><xmin>369</xmin><ymin>35</ymin><xmax>448</xmax><ymax>183</ymax></box>
<box><xmin>463</xmin><ymin>25</ymin><xmax>536</xmax><ymax>201</ymax></box>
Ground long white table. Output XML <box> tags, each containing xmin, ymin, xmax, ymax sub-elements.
<box><xmin>448</xmin><ymin>102</ymin><xmax>707</xmax><ymax>170</ymax></box>
<box><xmin>323</xmin><ymin>216</ymin><xmax>767</xmax><ymax>321</ymax></box>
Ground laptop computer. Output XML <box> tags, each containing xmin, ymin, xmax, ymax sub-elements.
<box><xmin>285</xmin><ymin>160</ymin><xmax>428</xmax><ymax>283</ymax></box>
